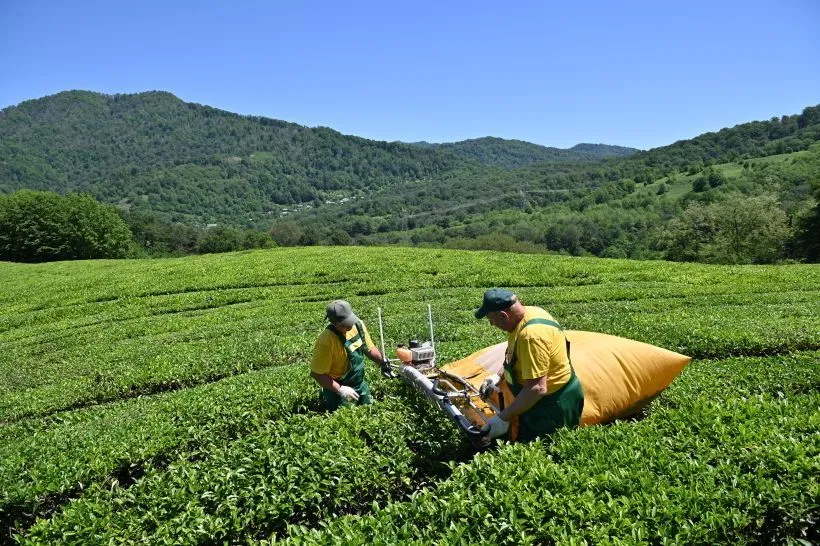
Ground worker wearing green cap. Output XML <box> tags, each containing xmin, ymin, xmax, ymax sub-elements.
<box><xmin>310</xmin><ymin>299</ymin><xmax>391</xmax><ymax>410</ymax></box>
<box><xmin>476</xmin><ymin>288</ymin><xmax>584</xmax><ymax>442</ymax></box>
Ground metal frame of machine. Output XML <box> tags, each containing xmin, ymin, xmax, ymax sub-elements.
<box><xmin>378</xmin><ymin>306</ymin><xmax>497</xmax><ymax>448</ymax></box>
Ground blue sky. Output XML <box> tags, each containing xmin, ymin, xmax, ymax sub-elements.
<box><xmin>1</xmin><ymin>0</ymin><xmax>818</xmax><ymax>150</ymax></box>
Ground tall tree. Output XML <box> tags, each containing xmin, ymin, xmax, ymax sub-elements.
<box><xmin>792</xmin><ymin>178</ymin><xmax>820</xmax><ymax>262</ymax></box>
<box><xmin>661</xmin><ymin>194</ymin><xmax>791</xmax><ymax>264</ymax></box>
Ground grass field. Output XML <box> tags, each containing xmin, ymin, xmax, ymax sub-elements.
<box><xmin>1</xmin><ymin>247</ymin><xmax>818</xmax><ymax>544</ymax></box>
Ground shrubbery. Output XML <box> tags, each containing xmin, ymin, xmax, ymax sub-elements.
<box><xmin>122</xmin><ymin>210</ymin><xmax>276</xmax><ymax>256</ymax></box>
<box><xmin>0</xmin><ymin>190</ymin><xmax>135</xmax><ymax>262</ymax></box>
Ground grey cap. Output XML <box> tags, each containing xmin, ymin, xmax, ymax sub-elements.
<box><xmin>326</xmin><ymin>299</ymin><xmax>359</xmax><ymax>327</ymax></box>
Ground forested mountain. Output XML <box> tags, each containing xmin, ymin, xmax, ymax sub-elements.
<box><xmin>626</xmin><ymin>110</ymin><xmax>820</xmax><ymax>175</ymax></box>
<box><xmin>0</xmin><ymin>91</ymin><xmax>643</xmax><ymax>226</ymax></box>
<box><xmin>569</xmin><ymin>143</ymin><xmax>639</xmax><ymax>156</ymax></box>
<box><xmin>1</xmin><ymin>90</ymin><xmax>818</xmax><ymax>263</ymax></box>
<box><xmin>0</xmin><ymin>91</ymin><xmax>478</xmax><ymax>224</ymax></box>
<box><xmin>408</xmin><ymin>137</ymin><xmax>638</xmax><ymax>168</ymax></box>
<box><xmin>285</xmin><ymin>105</ymin><xmax>820</xmax><ymax>261</ymax></box>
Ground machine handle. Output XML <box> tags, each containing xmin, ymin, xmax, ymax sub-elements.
<box><xmin>431</xmin><ymin>379</ymin><xmax>447</xmax><ymax>396</ymax></box>
<box><xmin>455</xmin><ymin>414</ymin><xmax>489</xmax><ymax>438</ymax></box>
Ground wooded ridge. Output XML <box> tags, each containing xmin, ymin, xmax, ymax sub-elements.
<box><xmin>1</xmin><ymin>91</ymin><xmax>818</xmax><ymax>262</ymax></box>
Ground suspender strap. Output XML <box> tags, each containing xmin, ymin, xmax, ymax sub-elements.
<box><xmin>327</xmin><ymin>321</ymin><xmax>365</xmax><ymax>352</ymax></box>
<box><xmin>516</xmin><ymin>318</ymin><xmax>571</xmax><ymax>359</ymax></box>
<box><xmin>521</xmin><ymin>318</ymin><xmax>561</xmax><ymax>330</ymax></box>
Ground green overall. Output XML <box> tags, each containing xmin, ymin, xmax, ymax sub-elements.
<box><xmin>504</xmin><ymin>318</ymin><xmax>584</xmax><ymax>442</ymax></box>
<box><xmin>322</xmin><ymin>322</ymin><xmax>373</xmax><ymax>410</ymax></box>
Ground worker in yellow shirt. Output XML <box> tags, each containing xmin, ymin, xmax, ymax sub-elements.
<box><xmin>310</xmin><ymin>300</ymin><xmax>391</xmax><ymax>410</ymax></box>
<box><xmin>476</xmin><ymin>288</ymin><xmax>584</xmax><ymax>442</ymax></box>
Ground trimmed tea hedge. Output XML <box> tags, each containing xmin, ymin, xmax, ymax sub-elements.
<box><xmin>1</xmin><ymin>247</ymin><xmax>818</xmax><ymax>544</ymax></box>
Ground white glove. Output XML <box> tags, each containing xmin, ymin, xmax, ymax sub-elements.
<box><xmin>481</xmin><ymin>415</ymin><xmax>509</xmax><ymax>439</ymax></box>
<box><xmin>479</xmin><ymin>374</ymin><xmax>501</xmax><ymax>398</ymax></box>
<box><xmin>338</xmin><ymin>385</ymin><xmax>360</xmax><ymax>402</ymax></box>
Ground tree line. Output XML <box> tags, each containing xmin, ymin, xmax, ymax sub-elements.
<box><xmin>0</xmin><ymin>190</ymin><xmax>276</xmax><ymax>262</ymax></box>
<box><xmin>279</xmin><ymin>142</ymin><xmax>820</xmax><ymax>264</ymax></box>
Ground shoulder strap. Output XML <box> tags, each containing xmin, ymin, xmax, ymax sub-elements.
<box><xmin>509</xmin><ymin>317</ymin><xmax>571</xmax><ymax>365</ymax></box>
<box><xmin>521</xmin><ymin>318</ymin><xmax>562</xmax><ymax>331</ymax></box>
<box><xmin>326</xmin><ymin>323</ymin><xmax>365</xmax><ymax>352</ymax></box>
<box><xmin>325</xmin><ymin>324</ymin><xmax>345</xmax><ymax>348</ymax></box>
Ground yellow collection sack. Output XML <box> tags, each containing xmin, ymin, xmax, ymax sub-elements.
<box><xmin>567</xmin><ymin>330</ymin><xmax>691</xmax><ymax>425</ymax></box>
<box><xmin>441</xmin><ymin>330</ymin><xmax>691</xmax><ymax>429</ymax></box>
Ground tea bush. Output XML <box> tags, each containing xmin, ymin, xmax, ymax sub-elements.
<box><xmin>1</xmin><ymin>247</ymin><xmax>817</xmax><ymax>543</ymax></box>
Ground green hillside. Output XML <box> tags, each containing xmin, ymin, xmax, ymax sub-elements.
<box><xmin>570</xmin><ymin>142</ymin><xmax>640</xmax><ymax>156</ymax></box>
<box><xmin>279</xmin><ymin>106</ymin><xmax>819</xmax><ymax>261</ymax></box>
<box><xmin>1</xmin><ymin>92</ymin><xmax>632</xmax><ymax>225</ymax></box>
<box><xmin>1</xmin><ymin>247</ymin><xmax>817</xmax><ymax>543</ymax></box>
<box><xmin>0</xmin><ymin>91</ymin><xmax>476</xmax><ymax>224</ymax></box>
<box><xmin>286</xmin><ymin>141</ymin><xmax>820</xmax><ymax>261</ymax></box>
<box><xmin>409</xmin><ymin>137</ymin><xmax>638</xmax><ymax>168</ymax></box>
<box><xmin>2</xmin><ymin>91</ymin><xmax>818</xmax><ymax>262</ymax></box>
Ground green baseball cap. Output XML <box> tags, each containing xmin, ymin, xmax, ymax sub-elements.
<box><xmin>474</xmin><ymin>288</ymin><xmax>517</xmax><ymax>319</ymax></box>
<box><xmin>326</xmin><ymin>299</ymin><xmax>359</xmax><ymax>327</ymax></box>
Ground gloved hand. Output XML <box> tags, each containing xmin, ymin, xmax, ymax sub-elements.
<box><xmin>481</xmin><ymin>414</ymin><xmax>509</xmax><ymax>439</ymax></box>
<box><xmin>338</xmin><ymin>385</ymin><xmax>360</xmax><ymax>402</ymax></box>
<box><xmin>479</xmin><ymin>374</ymin><xmax>501</xmax><ymax>398</ymax></box>
<box><xmin>380</xmin><ymin>359</ymin><xmax>396</xmax><ymax>379</ymax></box>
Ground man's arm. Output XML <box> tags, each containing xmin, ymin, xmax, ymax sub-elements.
<box><xmin>359</xmin><ymin>322</ymin><xmax>385</xmax><ymax>364</ymax></box>
<box><xmin>310</xmin><ymin>371</ymin><xmax>341</xmax><ymax>393</ymax></box>
<box><xmin>498</xmin><ymin>375</ymin><xmax>548</xmax><ymax>421</ymax></box>
<box><xmin>367</xmin><ymin>346</ymin><xmax>398</xmax><ymax>378</ymax></box>
<box><xmin>366</xmin><ymin>347</ymin><xmax>386</xmax><ymax>364</ymax></box>
<box><xmin>311</xmin><ymin>371</ymin><xmax>360</xmax><ymax>401</ymax></box>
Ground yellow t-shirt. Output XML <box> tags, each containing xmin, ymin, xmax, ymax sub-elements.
<box><xmin>505</xmin><ymin>306</ymin><xmax>571</xmax><ymax>394</ymax></box>
<box><xmin>310</xmin><ymin>322</ymin><xmax>375</xmax><ymax>379</ymax></box>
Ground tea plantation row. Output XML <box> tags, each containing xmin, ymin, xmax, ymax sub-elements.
<box><xmin>2</xmin><ymin>250</ymin><xmax>816</xmax><ymax>422</ymax></box>
<box><xmin>286</xmin><ymin>351</ymin><xmax>819</xmax><ymax>545</ymax></box>
<box><xmin>1</xmin><ymin>247</ymin><xmax>818</xmax><ymax>543</ymax></box>
<box><xmin>12</xmin><ymin>351</ymin><xmax>819</xmax><ymax>544</ymax></box>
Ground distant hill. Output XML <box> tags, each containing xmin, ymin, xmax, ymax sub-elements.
<box><xmin>627</xmin><ymin>109</ymin><xmax>820</xmax><ymax>172</ymax></box>
<box><xmin>0</xmin><ymin>90</ymin><xmax>478</xmax><ymax>224</ymax></box>
<box><xmin>0</xmin><ymin>91</ymin><xmax>638</xmax><ymax>226</ymax></box>
<box><xmin>569</xmin><ymin>143</ymin><xmax>640</xmax><ymax>157</ymax></box>
<box><xmin>287</xmin><ymin>105</ymin><xmax>820</xmax><ymax>262</ymax></box>
<box><xmin>407</xmin><ymin>137</ymin><xmax>638</xmax><ymax>168</ymax></box>
<box><xmin>296</xmin><ymin>105</ymin><xmax>820</xmax><ymax>223</ymax></box>
<box><xmin>1</xmin><ymin>90</ymin><xmax>818</xmax><ymax>261</ymax></box>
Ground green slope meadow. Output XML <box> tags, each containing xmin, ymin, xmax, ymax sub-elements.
<box><xmin>1</xmin><ymin>247</ymin><xmax>818</xmax><ymax>544</ymax></box>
